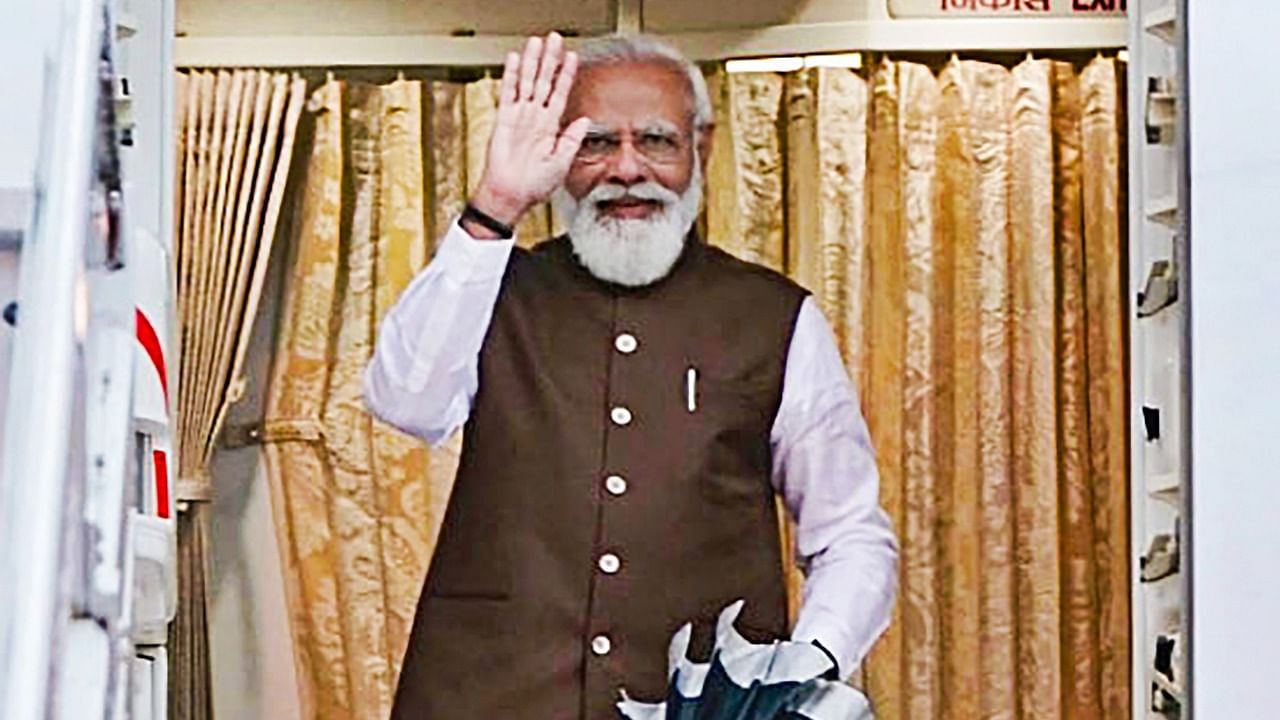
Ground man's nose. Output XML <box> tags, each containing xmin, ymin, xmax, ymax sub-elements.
<box><xmin>605</xmin><ymin>139</ymin><xmax>649</xmax><ymax>186</ymax></box>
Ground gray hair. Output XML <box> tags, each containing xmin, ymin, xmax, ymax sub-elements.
<box><xmin>575</xmin><ymin>34</ymin><xmax>713</xmax><ymax>130</ymax></box>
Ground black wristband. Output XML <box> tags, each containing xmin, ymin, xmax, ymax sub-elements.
<box><xmin>462</xmin><ymin>202</ymin><xmax>515</xmax><ymax>239</ymax></box>
<box><xmin>811</xmin><ymin>638</ymin><xmax>841</xmax><ymax>680</ymax></box>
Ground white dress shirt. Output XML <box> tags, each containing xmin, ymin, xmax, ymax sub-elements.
<box><xmin>363</xmin><ymin>221</ymin><xmax>899</xmax><ymax>677</ymax></box>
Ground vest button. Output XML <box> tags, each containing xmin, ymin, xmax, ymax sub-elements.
<box><xmin>605</xmin><ymin>475</ymin><xmax>628</xmax><ymax>496</ymax></box>
<box><xmin>615</xmin><ymin>333</ymin><xmax>638</xmax><ymax>354</ymax></box>
<box><xmin>610</xmin><ymin>406</ymin><xmax>633</xmax><ymax>426</ymax></box>
<box><xmin>598</xmin><ymin>552</ymin><xmax>621</xmax><ymax>574</ymax></box>
<box><xmin>591</xmin><ymin>634</ymin><xmax>612</xmax><ymax>656</ymax></box>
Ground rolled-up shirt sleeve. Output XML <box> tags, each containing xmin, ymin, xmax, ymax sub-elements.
<box><xmin>771</xmin><ymin>297</ymin><xmax>900</xmax><ymax>678</ymax></box>
<box><xmin>363</xmin><ymin>219</ymin><xmax>514</xmax><ymax>445</ymax></box>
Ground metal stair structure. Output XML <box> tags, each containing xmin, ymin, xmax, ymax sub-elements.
<box><xmin>0</xmin><ymin>1</ymin><xmax>177</xmax><ymax>718</ymax></box>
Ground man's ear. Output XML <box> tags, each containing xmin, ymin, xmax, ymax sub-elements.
<box><xmin>696</xmin><ymin>123</ymin><xmax>714</xmax><ymax>174</ymax></box>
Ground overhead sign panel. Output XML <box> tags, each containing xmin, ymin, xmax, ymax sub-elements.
<box><xmin>890</xmin><ymin>0</ymin><xmax>1126</xmax><ymax>18</ymax></box>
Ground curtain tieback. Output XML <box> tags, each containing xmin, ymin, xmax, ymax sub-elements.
<box><xmin>176</xmin><ymin>468</ymin><xmax>212</xmax><ymax>503</ymax></box>
<box><xmin>221</xmin><ymin>417</ymin><xmax>326</xmax><ymax>449</ymax></box>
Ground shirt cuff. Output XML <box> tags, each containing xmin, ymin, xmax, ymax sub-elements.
<box><xmin>433</xmin><ymin>217</ymin><xmax>516</xmax><ymax>284</ymax></box>
<box><xmin>792</xmin><ymin>608</ymin><xmax>859</xmax><ymax>680</ymax></box>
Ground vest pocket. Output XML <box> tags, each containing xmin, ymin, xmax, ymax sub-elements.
<box><xmin>691</xmin><ymin>378</ymin><xmax>776</xmax><ymax>506</ymax></box>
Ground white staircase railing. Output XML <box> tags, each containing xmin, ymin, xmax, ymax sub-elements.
<box><xmin>0</xmin><ymin>1</ymin><xmax>138</xmax><ymax>718</ymax></box>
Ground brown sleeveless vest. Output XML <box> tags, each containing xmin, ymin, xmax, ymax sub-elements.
<box><xmin>392</xmin><ymin>234</ymin><xmax>808</xmax><ymax>719</ymax></box>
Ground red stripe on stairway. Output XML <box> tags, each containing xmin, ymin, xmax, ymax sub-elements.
<box><xmin>153</xmin><ymin>449</ymin><xmax>171</xmax><ymax>519</ymax></box>
<box><xmin>135</xmin><ymin>308</ymin><xmax>168</xmax><ymax>406</ymax></box>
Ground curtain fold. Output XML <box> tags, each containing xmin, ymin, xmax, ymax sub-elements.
<box><xmin>326</xmin><ymin>82</ymin><xmax>395</xmax><ymax>717</ymax></box>
<box><xmin>261</xmin><ymin>78</ymin><xmax>346</xmax><ymax>720</ymax></box>
<box><xmin>1049</xmin><ymin>59</ymin><xmax>1099</xmax><ymax>720</ymax></box>
<box><xmin>167</xmin><ymin>504</ymin><xmax>214</xmax><ymax>720</ymax></box>
<box><xmin>707</xmin><ymin>71</ymin><xmax>786</xmax><ymax>271</ymax></box>
<box><xmin>1008</xmin><ymin>58</ymin><xmax>1063</xmax><ymax>720</ymax></box>
<box><xmin>864</xmin><ymin>57</ymin><xmax>909</xmax><ymax>718</ymax></box>
<box><xmin>898</xmin><ymin>61</ymin><xmax>943</xmax><ymax>720</ymax></box>
<box><xmin>256</xmin><ymin>55</ymin><xmax>1128</xmax><ymax>720</ymax></box>
<box><xmin>968</xmin><ymin>60</ymin><xmax>1018</xmax><ymax>720</ymax></box>
<box><xmin>1080</xmin><ymin>56</ymin><xmax>1131</xmax><ymax>720</ymax></box>
<box><xmin>172</xmin><ymin>67</ymin><xmax>305</xmax><ymax>718</ymax></box>
<box><xmin>427</xmin><ymin>82</ymin><xmax>466</xmax><ymax>244</ymax></box>
<box><xmin>935</xmin><ymin>57</ymin><xmax>981</xmax><ymax>720</ymax></box>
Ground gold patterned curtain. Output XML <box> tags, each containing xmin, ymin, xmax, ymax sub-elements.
<box><xmin>262</xmin><ymin>55</ymin><xmax>1128</xmax><ymax>720</ymax></box>
<box><xmin>706</xmin><ymin>56</ymin><xmax>1130</xmax><ymax>720</ymax></box>
<box><xmin>172</xmin><ymin>69</ymin><xmax>307</xmax><ymax>720</ymax></box>
<box><xmin>260</xmin><ymin>74</ymin><xmax>558</xmax><ymax>720</ymax></box>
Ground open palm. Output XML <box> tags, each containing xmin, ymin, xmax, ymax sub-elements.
<box><xmin>473</xmin><ymin>33</ymin><xmax>591</xmax><ymax>226</ymax></box>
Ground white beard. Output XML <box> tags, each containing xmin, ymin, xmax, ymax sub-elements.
<box><xmin>552</xmin><ymin>163</ymin><xmax>703</xmax><ymax>288</ymax></box>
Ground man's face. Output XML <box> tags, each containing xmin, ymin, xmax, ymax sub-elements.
<box><xmin>554</xmin><ymin>58</ymin><xmax>710</xmax><ymax>287</ymax></box>
<box><xmin>562</xmin><ymin>61</ymin><xmax>702</xmax><ymax>220</ymax></box>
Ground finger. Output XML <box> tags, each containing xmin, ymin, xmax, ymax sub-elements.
<box><xmin>518</xmin><ymin>36</ymin><xmax>542</xmax><ymax>102</ymax></box>
<box><xmin>532</xmin><ymin>33</ymin><xmax>563</xmax><ymax>106</ymax></box>
<box><xmin>552</xmin><ymin>116</ymin><xmax>593</xmax><ymax>167</ymax></box>
<box><xmin>499</xmin><ymin>51</ymin><xmax>519</xmax><ymax>107</ymax></box>
<box><xmin>546</xmin><ymin>50</ymin><xmax>579</xmax><ymax>119</ymax></box>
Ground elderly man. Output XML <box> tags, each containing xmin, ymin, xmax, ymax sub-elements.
<box><xmin>364</xmin><ymin>32</ymin><xmax>898</xmax><ymax>719</ymax></box>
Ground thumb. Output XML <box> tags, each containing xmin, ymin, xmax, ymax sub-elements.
<box><xmin>552</xmin><ymin>116</ymin><xmax>592</xmax><ymax>167</ymax></box>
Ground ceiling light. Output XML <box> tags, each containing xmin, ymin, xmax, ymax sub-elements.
<box><xmin>804</xmin><ymin>53</ymin><xmax>863</xmax><ymax>70</ymax></box>
<box><xmin>725</xmin><ymin>57</ymin><xmax>804</xmax><ymax>74</ymax></box>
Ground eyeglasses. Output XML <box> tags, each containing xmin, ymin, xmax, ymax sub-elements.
<box><xmin>574</xmin><ymin>125</ymin><xmax>691</xmax><ymax>166</ymax></box>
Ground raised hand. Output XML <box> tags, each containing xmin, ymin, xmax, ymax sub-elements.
<box><xmin>468</xmin><ymin>33</ymin><xmax>591</xmax><ymax>236</ymax></box>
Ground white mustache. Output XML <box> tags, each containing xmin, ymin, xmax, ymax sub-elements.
<box><xmin>587</xmin><ymin>182</ymin><xmax>680</xmax><ymax>208</ymax></box>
